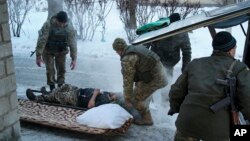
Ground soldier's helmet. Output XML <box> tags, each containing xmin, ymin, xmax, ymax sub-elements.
<box><xmin>112</xmin><ymin>38</ymin><xmax>127</xmax><ymax>51</ymax></box>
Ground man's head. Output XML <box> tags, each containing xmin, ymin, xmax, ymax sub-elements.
<box><xmin>108</xmin><ymin>93</ymin><xmax>117</xmax><ymax>101</ymax></box>
<box><xmin>212</xmin><ymin>31</ymin><xmax>237</xmax><ymax>57</ymax></box>
<box><xmin>56</xmin><ymin>11</ymin><xmax>68</xmax><ymax>27</ymax></box>
<box><xmin>112</xmin><ymin>38</ymin><xmax>127</xmax><ymax>56</ymax></box>
<box><xmin>169</xmin><ymin>13</ymin><xmax>181</xmax><ymax>23</ymax></box>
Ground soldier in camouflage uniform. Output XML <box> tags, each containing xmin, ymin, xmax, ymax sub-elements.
<box><xmin>148</xmin><ymin>13</ymin><xmax>191</xmax><ymax>76</ymax></box>
<box><xmin>113</xmin><ymin>38</ymin><xmax>168</xmax><ymax>125</ymax></box>
<box><xmin>168</xmin><ymin>32</ymin><xmax>250</xmax><ymax>141</ymax></box>
<box><xmin>35</xmin><ymin>11</ymin><xmax>77</xmax><ymax>91</ymax></box>
<box><xmin>26</xmin><ymin>84</ymin><xmax>117</xmax><ymax>109</ymax></box>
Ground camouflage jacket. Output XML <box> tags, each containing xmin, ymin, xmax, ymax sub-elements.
<box><xmin>121</xmin><ymin>46</ymin><xmax>161</xmax><ymax>101</ymax></box>
<box><xmin>121</xmin><ymin>54</ymin><xmax>138</xmax><ymax>101</ymax></box>
<box><xmin>151</xmin><ymin>32</ymin><xmax>191</xmax><ymax>68</ymax></box>
<box><xmin>169</xmin><ymin>51</ymin><xmax>250</xmax><ymax>140</ymax></box>
<box><xmin>35</xmin><ymin>14</ymin><xmax>77</xmax><ymax>60</ymax></box>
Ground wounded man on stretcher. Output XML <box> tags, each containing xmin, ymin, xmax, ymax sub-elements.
<box><xmin>26</xmin><ymin>84</ymin><xmax>121</xmax><ymax>109</ymax></box>
<box><xmin>26</xmin><ymin>84</ymin><xmax>144</xmax><ymax>126</ymax></box>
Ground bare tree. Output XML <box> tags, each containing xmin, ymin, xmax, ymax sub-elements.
<box><xmin>128</xmin><ymin>0</ymin><xmax>137</xmax><ymax>29</ymax></box>
<box><xmin>117</xmin><ymin>0</ymin><xmax>200</xmax><ymax>43</ymax></box>
<box><xmin>85</xmin><ymin>1</ymin><xmax>101</xmax><ymax>41</ymax></box>
<box><xmin>34</xmin><ymin>0</ymin><xmax>47</xmax><ymax>12</ymax></box>
<box><xmin>136</xmin><ymin>0</ymin><xmax>159</xmax><ymax>26</ymax></box>
<box><xmin>47</xmin><ymin>0</ymin><xmax>63</xmax><ymax>19</ymax></box>
<box><xmin>158</xmin><ymin>0</ymin><xmax>200</xmax><ymax>20</ymax></box>
<box><xmin>65</xmin><ymin>0</ymin><xmax>87</xmax><ymax>40</ymax></box>
<box><xmin>65</xmin><ymin>0</ymin><xmax>112</xmax><ymax>41</ymax></box>
<box><xmin>7</xmin><ymin>0</ymin><xmax>33</xmax><ymax>37</ymax></box>
<box><xmin>179</xmin><ymin>1</ymin><xmax>200</xmax><ymax>19</ymax></box>
<box><xmin>116</xmin><ymin>0</ymin><xmax>137</xmax><ymax>42</ymax></box>
<box><xmin>97</xmin><ymin>0</ymin><xmax>114</xmax><ymax>42</ymax></box>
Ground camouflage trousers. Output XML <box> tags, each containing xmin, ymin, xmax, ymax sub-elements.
<box><xmin>174</xmin><ymin>130</ymin><xmax>229</xmax><ymax>141</ymax></box>
<box><xmin>39</xmin><ymin>84</ymin><xmax>79</xmax><ymax>106</ymax></box>
<box><xmin>133</xmin><ymin>61</ymin><xmax>168</xmax><ymax>116</ymax></box>
<box><xmin>42</xmin><ymin>51</ymin><xmax>67</xmax><ymax>85</ymax></box>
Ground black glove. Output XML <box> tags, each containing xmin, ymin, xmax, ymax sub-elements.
<box><xmin>168</xmin><ymin>109</ymin><xmax>175</xmax><ymax>116</ymax></box>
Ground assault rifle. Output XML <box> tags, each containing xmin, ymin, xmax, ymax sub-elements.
<box><xmin>210</xmin><ymin>76</ymin><xmax>240</xmax><ymax>125</ymax></box>
<box><xmin>210</xmin><ymin>60</ymin><xmax>242</xmax><ymax>125</ymax></box>
<box><xmin>30</xmin><ymin>50</ymin><xmax>36</xmax><ymax>57</ymax></box>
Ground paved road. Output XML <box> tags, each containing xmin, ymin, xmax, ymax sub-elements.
<box><xmin>14</xmin><ymin>55</ymin><xmax>123</xmax><ymax>96</ymax></box>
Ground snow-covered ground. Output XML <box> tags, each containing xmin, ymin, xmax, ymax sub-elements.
<box><xmin>12</xmin><ymin>3</ymin><xmax>248</xmax><ymax>141</ymax></box>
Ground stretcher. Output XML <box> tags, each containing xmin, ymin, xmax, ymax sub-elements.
<box><xmin>18</xmin><ymin>99</ymin><xmax>133</xmax><ymax>135</ymax></box>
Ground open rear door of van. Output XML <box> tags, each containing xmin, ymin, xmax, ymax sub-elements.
<box><xmin>132</xmin><ymin>1</ymin><xmax>250</xmax><ymax>67</ymax></box>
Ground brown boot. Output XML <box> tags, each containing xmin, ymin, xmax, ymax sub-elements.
<box><xmin>133</xmin><ymin>111</ymin><xmax>153</xmax><ymax>126</ymax></box>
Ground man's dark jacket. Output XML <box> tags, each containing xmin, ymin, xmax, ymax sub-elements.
<box><xmin>151</xmin><ymin>32</ymin><xmax>191</xmax><ymax>69</ymax></box>
<box><xmin>169</xmin><ymin>51</ymin><xmax>250</xmax><ymax>140</ymax></box>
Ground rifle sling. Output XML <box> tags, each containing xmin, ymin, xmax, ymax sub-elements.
<box><xmin>211</xmin><ymin>60</ymin><xmax>238</xmax><ymax>112</ymax></box>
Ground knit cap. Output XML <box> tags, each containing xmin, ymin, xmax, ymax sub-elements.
<box><xmin>212</xmin><ymin>31</ymin><xmax>236</xmax><ymax>52</ymax></box>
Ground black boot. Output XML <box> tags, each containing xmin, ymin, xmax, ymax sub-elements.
<box><xmin>40</xmin><ymin>86</ymin><xmax>50</xmax><ymax>95</ymax></box>
<box><xmin>26</xmin><ymin>89</ymin><xmax>37</xmax><ymax>101</ymax></box>
<box><xmin>58</xmin><ymin>84</ymin><xmax>63</xmax><ymax>87</ymax></box>
<box><xmin>49</xmin><ymin>85</ymin><xmax>55</xmax><ymax>91</ymax></box>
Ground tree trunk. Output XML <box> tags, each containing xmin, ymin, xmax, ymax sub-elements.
<box><xmin>47</xmin><ymin>0</ymin><xmax>63</xmax><ymax>19</ymax></box>
<box><xmin>128</xmin><ymin>0</ymin><xmax>137</xmax><ymax>29</ymax></box>
<box><xmin>16</xmin><ymin>24</ymin><xmax>21</xmax><ymax>37</ymax></box>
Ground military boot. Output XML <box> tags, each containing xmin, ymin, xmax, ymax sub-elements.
<box><xmin>40</xmin><ymin>86</ymin><xmax>50</xmax><ymax>95</ymax></box>
<box><xmin>124</xmin><ymin>106</ymin><xmax>142</xmax><ymax>120</ymax></box>
<box><xmin>133</xmin><ymin>111</ymin><xmax>153</xmax><ymax>126</ymax></box>
<box><xmin>26</xmin><ymin>89</ymin><xmax>36</xmax><ymax>101</ymax></box>
<box><xmin>49</xmin><ymin>84</ymin><xmax>55</xmax><ymax>91</ymax></box>
<box><xmin>26</xmin><ymin>89</ymin><xmax>45</xmax><ymax>102</ymax></box>
<box><xmin>58</xmin><ymin>84</ymin><xmax>63</xmax><ymax>87</ymax></box>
